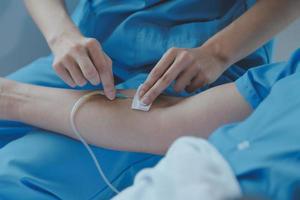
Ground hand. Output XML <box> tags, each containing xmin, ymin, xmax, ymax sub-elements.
<box><xmin>50</xmin><ymin>31</ymin><xmax>116</xmax><ymax>100</ymax></box>
<box><xmin>139</xmin><ymin>46</ymin><xmax>228</xmax><ymax>105</ymax></box>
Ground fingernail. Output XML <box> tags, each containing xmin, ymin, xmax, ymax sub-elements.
<box><xmin>70</xmin><ymin>83</ymin><xmax>76</xmax><ymax>88</ymax></box>
<box><xmin>107</xmin><ymin>90</ymin><xmax>115</xmax><ymax>100</ymax></box>
<box><xmin>138</xmin><ymin>89</ymin><xmax>145</xmax><ymax>98</ymax></box>
<box><xmin>90</xmin><ymin>78</ymin><xmax>100</xmax><ymax>86</ymax></box>
<box><xmin>78</xmin><ymin>80</ymin><xmax>87</xmax><ymax>87</ymax></box>
<box><xmin>141</xmin><ymin>97</ymin><xmax>149</xmax><ymax>105</ymax></box>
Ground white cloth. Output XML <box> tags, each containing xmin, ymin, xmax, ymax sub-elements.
<box><xmin>131</xmin><ymin>85</ymin><xmax>152</xmax><ymax>111</ymax></box>
<box><xmin>113</xmin><ymin>137</ymin><xmax>241</xmax><ymax>200</ymax></box>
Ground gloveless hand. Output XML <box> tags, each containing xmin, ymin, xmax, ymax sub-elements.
<box><xmin>50</xmin><ymin>31</ymin><xmax>115</xmax><ymax>100</ymax></box>
<box><xmin>139</xmin><ymin>46</ymin><xmax>228</xmax><ymax>105</ymax></box>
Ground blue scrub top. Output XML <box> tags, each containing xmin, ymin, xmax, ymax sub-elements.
<box><xmin>209</xmin><ymin>49</ymin><xmax>300</xmax><ymax>200</ymax></box>
<box><xmin>71</xmin><ymin>0</ymin><xmax>273</xmax><ymax>91</ymax></box>
<box><xmin>0</xmin><ymin>1</ymin><xmax>276</xmax><ymax>199</ymax></box>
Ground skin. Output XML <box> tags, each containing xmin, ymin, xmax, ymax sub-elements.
<box><xmin>0</xmin><ymin>78</ymin><xmax>251</xmax><ymax>155</ymax></box>
<box><xmin>139</xmin><ymin>0</ymin><xmax>300</xmax><ymax>105</ymax></box>
<box><xmin>24</xmin><ymin>0</ymin><xmax>116</xmax><ymax>100</ymax></box>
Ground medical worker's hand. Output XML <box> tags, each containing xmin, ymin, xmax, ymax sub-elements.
<box><xmin>139</xmin><ymin>46</ymin><xmax>228</xmax><ymax>105</ymax></box>
<box><xmin>50</xmin><ymin>31</ymin><xmax>116</xmax><ymax>100</ymax></box>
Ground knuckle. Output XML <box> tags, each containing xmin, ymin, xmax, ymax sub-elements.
<box><xmin>84</xmin><ymin>68</ymin><xmax>97</xmax><ymax>78</ymax></box>
<box><xmin>183</xmin><ymin>50</ymin><xmax>191</xmax><ymax>58</ymax></box>
<box><xmin>179</xmin><ymin>50</ymin><xmax>192</xmax><ymax>61</ymax></box>
<box><xmin>97</xmin><ymin>65</ymin><xmax>106</xmax><ymax>73</ymax></box>
<box><xmin>151</xmin><ymin>69</ymin><xmax>161</xmax><ymax>80</ymax></box>
<box><xmin>65</xmin><ymin>63</ymin><xmax>75</xmax><ymax>71</ymax></box>
<box><xmin>161</xmin><ymin>73</ymin><xmax>172</xmax><ymax>85</ymax></box>
<box><xmin>97</xmin><ymin>67</ymin><xmax>104</xmax><ymax>74</ymax></box>
<box><xmin>142</xmin><ymin>82</ymin><xmax>151</xmax><ymax>90</ymax></box>
<box><xmin>59</xmin><ymin>54</ymin><xmax>72</xmax><ymax>64</ymax></box>
<box><xmin>70</xmin><ymin>44</ymin><xmax>83</xmax><ymax>53</ymax></box>
<box><xmin>173</xmin><ymin>63</ymin><xmax>182</xmax><ymax>70</ymax></box>
<box><xmin>168</xmin><ymin>47</ymin><xmax>178</xmax><ymax>55</ymax></box>
<box><xmin>106</xmin><ymin>57</ymin><xmax>112</xmax><ymax>66</ymax></box>
<box><xmin>85</xmin><ymin>38</ymin><xmax>99</xmax><ymax>48</ymax></box>
<box><xmin>61</xmin><ymin>53</ymin><xmax>72</xmax><ymax>61</ymax></box>
<box><xmin>53</xmin><ymin>60</ymin><xmax>62</xmax><ymax>70</ymax></box>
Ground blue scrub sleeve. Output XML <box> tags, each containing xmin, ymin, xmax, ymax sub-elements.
<box><xmin>235</xmin><ymin>49</ymin><xmax>300</xmax><ymax>109</ymax></box>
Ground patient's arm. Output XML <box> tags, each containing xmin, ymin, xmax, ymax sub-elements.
<box><xmin>0</xmin><ymin>79</ymin><xmax>251</xmax><ymax>154</ymax></box>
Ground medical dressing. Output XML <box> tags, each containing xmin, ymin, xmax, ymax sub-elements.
<box><xmin>131</xmin><ymin>85</ymin><xmax>152</xmax><ymax>111</ymax></box>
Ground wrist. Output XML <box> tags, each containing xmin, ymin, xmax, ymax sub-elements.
<box><xmin>47</xmin><ymin>24</ymin><xmax>82</xmax><ymax>51</ymax></box>
<box><xmin>45</xmin><ymin>23</ymin><xmax>82</xmax><ymax>49</ymax></box>
<box><xmin>201</xmin><ymin>37</ymin><xmax>235</xmax><ymax>69</ymax></box>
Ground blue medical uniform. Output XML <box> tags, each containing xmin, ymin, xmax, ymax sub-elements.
<box><xmin>210</xmin><ymin>49</ymin><xmax>300</xmax><ymax>200</ymax></box>
<box><xmin>0</xmin><ymin>0</ymin><xmax>273</xmax><ymax>199</ymax></box>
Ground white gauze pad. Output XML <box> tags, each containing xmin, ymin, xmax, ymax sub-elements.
<box><xmin>131</xmin><ymin>85</ymin><xmax>152</xmax><ymax>112</ymax></box>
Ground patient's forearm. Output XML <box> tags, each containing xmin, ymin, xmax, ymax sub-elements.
<box><xmin>161</xmin><ymin>83</ymin><xmax>251</xmax><ymax>141</ymax></box>
<box><xmin>1</xmin><ymin>80</ymin><xmax>251</xmax><ymax>154</ymax></box>
<box><xmin>3</xmin><ymin>82</ymin><xmax>179</xmax><ymax>154</ymax></box>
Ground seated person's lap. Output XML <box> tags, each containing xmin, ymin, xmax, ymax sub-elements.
<box><xmin>0</xmin><ymin>53</ymin><xmax>245</xmax><ymax>199</ymax></box>
<box><xmin>0</xmin><ymin>55</ymin><xmax>161</xmax><ymax>199</ymax></box>
<box><xmin>0</xmin><ymin>130</ymin><xmax>161</xmax><ymax>199</ymax></box>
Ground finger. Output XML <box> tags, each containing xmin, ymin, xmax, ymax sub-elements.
<box><xmin>100</xmin><ymin>53</ymin><xmax>116</xmax><ymax>100</ymax></box>
<box><xmin>53</xmin><ymin>64</ymin><xmax>76</xmax><ymax>87</ymax></box>
<box><xmin>87</xmin><ymin>40</ymin><xmax>115</xmax><ymax>100</ymax></box>
<box><xmin>63</xmin><ymin>57</ymin><xmax>87</xmax><ymax>87</ymax></box>
<box><xmin>72</xmin><ymin>47</ymin><xmax>100</xmax><ymax>86</ymax></box>
<box><xmin>186</xmin><ymin>74</ymin><xmax>207</xmax><ymax>93</ymax></box>
<box><xmin>141</xmin><ymin>56</ymin><xmax>186</xmax><ymax>105</ymax></box>
<box><xmin>173</xmin><ymin>66</ymin><xmax>198</xmax><ymax>92</ymax></box>
<box><xmin>139</xmin><ymin>48</ymin><xmax>178</xmax><ymax>98</ymax></box>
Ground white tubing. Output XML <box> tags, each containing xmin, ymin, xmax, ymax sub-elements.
<box><xmin>70</xmin><ymin>91</ymin><xmax>120</xmax><ymax>194</ymax></box>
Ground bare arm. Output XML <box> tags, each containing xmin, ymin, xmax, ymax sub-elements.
<box><xmin>1</xmin><ymin>79</ymin><xmax>251</xmax><ymax>155</ymax></box>
<box><xmin>206</xmin><ymin>0</ymin><xmax>300</xmax><ymax>64</ymax></box>
<box><xmin>140</xmin><ymin>0</ymin><xmax>300</xmax><ymax>105</ymax></box>
<box><xmin>24</xmin><ymin>0</ymin><xmax>78</xmax><ymax>45</ymax></box>
<box><xmin>24</xmin><ymin>0</ymin><xmax>116</xmax><ymax>98</ymax></box>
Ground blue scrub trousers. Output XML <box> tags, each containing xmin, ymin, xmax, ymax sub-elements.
<box><xmin>0</xmin><ymin>56</ymin><xmax>162</xmax><ymax>200</ymax></box>
<box><xmin>0</xmin><ymin>0</ymin><xmax>273</xmax><ymax>199</ymax></box>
